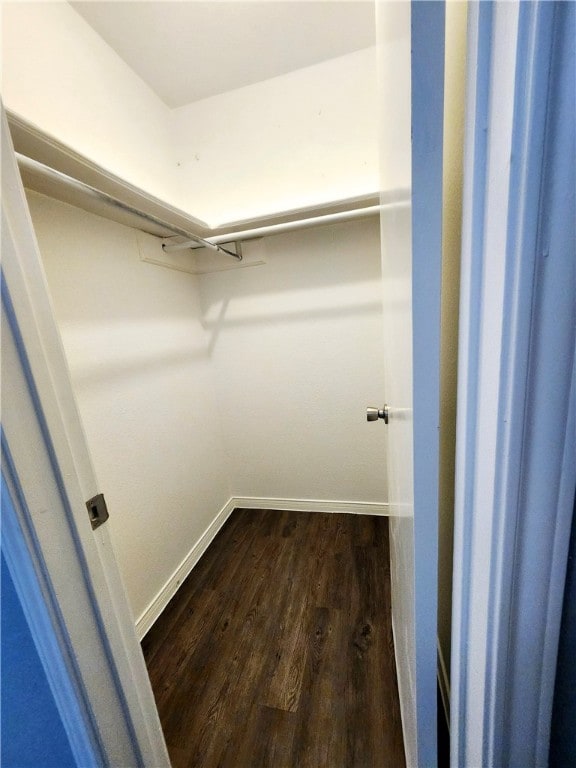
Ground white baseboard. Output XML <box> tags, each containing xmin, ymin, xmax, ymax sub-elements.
<box><xmin>230</xmin><ymin>496</ymin><xmax>389</xmax><ymax>516</ymax></box>
<box><xmin>135</xmin><ymin>498</ymin><xmax>236</xmax><ymax>639</ymax></box>
<box><xmin>135</xmin><ymin>496</ymin><xmax>389</xmax><ymax>639</ymax></box>
<box><xmin>437</xmin><ymin>636</ymin><xmax>451</xmax><ymax>729</ymax></box>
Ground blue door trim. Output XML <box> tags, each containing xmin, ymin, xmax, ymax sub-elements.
<box><xmin>411</xmin><ymin>2</ymin><xmax>446</xmax><ymax>765</ymax></box>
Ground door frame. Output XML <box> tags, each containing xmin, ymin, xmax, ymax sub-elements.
<box><xmin>1</xmin><ymin>107</ymin><xmax>170</xmax><ymax>767</ymax></box>
<box><xmin>451</xmin><ymin>2</ymin><xmax>576</xmax><ymax>765</ymax></box>
<box><xmin>376</xmin><ymin>2</ymin><xmax>446</xmax><ymax>764</ymax></box>
<box><xmin>411</xmin><ymin>2</ymin><xmax>446</xmax><ymax>764</ymax></box>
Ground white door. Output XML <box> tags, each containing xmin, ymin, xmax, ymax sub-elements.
<box><xmin>376</xmin><ymin>4</ymin><xmax>445</xmax><ymax>766</ymax></box>
<box><xmin>1</xmin><ymin>108</ymin><xmax>170</xmax><ymax>766</ymax></box>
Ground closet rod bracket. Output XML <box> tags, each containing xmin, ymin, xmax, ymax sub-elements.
<box><xmin>161</xmin><ymin>237</ymin><xmax>242</xmax><ymax>260</ymax></box>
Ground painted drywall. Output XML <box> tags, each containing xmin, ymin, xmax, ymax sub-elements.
<box><xmin>171</xmin><ymin>48</ymin><xmax>379</xmax><ymax>224</ymax></box>
<box><xmin>25</xmin><ymin>190</ymin><xmax>231</xmax><ymax>622</ymax></box>
<box><xmin>71</xmin><ymin>1</ymin><xmax>376</xmax><ymax>108</ymax></box>
<box><xmin>1</xmin><ymin>3</ymin><xmax>175</xmax><ymax>204</ymax></box>
<box><xmin>1</xmin><ymin>2</ymin><xmax>379</xmax><ymax>225</ymax></box>
<box><xmin>199</xmin><ymin>217</ymin><xmax>388</xmax><ymax>504</ymax></box>
<box><xmin>438</xmin><ymin>0</ymin><xmax>468</xmax><ymax>714</ymax></box>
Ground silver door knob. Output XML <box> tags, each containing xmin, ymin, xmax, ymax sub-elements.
<box><xmin>367</xmin><ymin>405</ymin><xmax>389</xmax><ymax>424</ymax></box>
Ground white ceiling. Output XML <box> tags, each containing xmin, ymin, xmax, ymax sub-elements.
<box><xmin>70</xmin><ymin>1</ymin><xmax>375</xmax><ymax>108</ymax></box>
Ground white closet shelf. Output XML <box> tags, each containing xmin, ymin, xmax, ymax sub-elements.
<box><xmin>10</xmin><ymin>110</ymin><xmax>408</xmax><ymax>258</ymax></box>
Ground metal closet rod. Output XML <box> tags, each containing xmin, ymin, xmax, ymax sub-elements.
<box><xmin>15</xmin><ymin>153</ymin><xmax>242</xmax><ymax>261</ymax></box>
<box><xmin>162</xmin><ymin>195</ymin><xmax>411</xmax><ymax>252</ymax></box>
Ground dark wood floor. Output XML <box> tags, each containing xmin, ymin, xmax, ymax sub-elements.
<box><xmin>142</xmin><ymin>509</ymin><xmax>406</xmax><ymax>768</ymax></box>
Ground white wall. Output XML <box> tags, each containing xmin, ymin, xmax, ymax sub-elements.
<box><xmin>26</xmin><ymin>190</ymin><xmax>386</xmax><ymax>631</ymax></box>
<box><xmin>26</xmin><ymin>191</ymin><xmax>231</xmax><ymax>624</ymax></box>
<box><xmin>1</xmin><ymin>3</ymin><xmax>379</xmax><ymax>226</ymax></box>
<box><xmin>171</xmin><ymin>48</ymin><xmax>379</xmax><ymax>225</ymax></box>
<box><xmin>199</xmin><ymin>217</ymin><xmax>388</xmax><ymax>504</ymax></box>
<box><xmin>2</xmin><ymin>3</ymin><xmax>175</xmax><ymax>204</ymax></box>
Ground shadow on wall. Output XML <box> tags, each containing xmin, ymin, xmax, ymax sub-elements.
<box><xmin>204</xmin><ymin>299</ymin><xmax>386</xmax><ymax>357</ymax></box>
<box><xmin>202</xmin><ymin>218</ymin><xmax>384</xmax><ymax>297</ymax></box>
<box><xmin>71</xmin><ymin>345</ymin><xmax>212</xmax><ymax>389</ymax></box>
<box><xmin>199</xmin><ymin>217</ymin><xmax>389</xmax><ymax>357</ymax></box>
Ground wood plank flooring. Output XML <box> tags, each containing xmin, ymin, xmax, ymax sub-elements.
<box><xmin>142</xmin><ymin>509</ymin><xmax>405</xmax><ymax>768</ymax></box>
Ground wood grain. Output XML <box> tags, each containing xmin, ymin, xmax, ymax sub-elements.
<box><xmin>143</xmin><ymin>509</ymin><xmax>406</xmax><ymax>767</ymax></box>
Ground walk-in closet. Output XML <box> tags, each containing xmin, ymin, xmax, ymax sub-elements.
<box><xmin>1</xmin><ymin>2</ymin><xmax>467</xmax><ymax>766</ymax></box>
